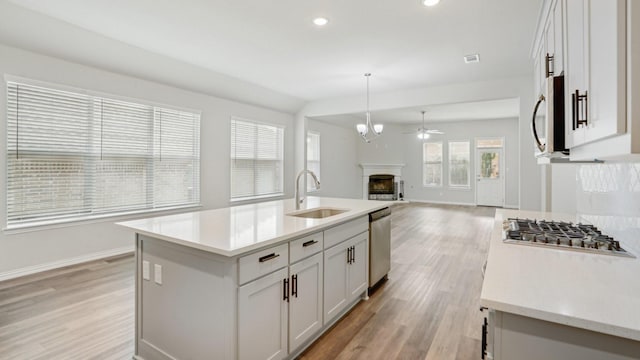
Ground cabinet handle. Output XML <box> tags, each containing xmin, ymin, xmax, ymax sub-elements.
<box><xmin>346</xmin><ymin>247</ymin><xmax>352</xmax><ymax>264</ymax></box>
<box><xmin>350</xmin><ymin>246</ymin><xmax>355</xmax><ymax>264</ymax></box>
<box><xmin>259</xmin><ymin>253</ymin><xmax>280</xmax><ymax>263</ymax></box>
<box><xmin>292</xmin><ymin>274</ymin><xmax>298</xmax><ymax>298</ymax></box>
<box><xmin>573</xmin><ymin>89</ymin><xmax>588</xmax><ymax>129</ymax></box>
<box><xmin>302</xmin><ymin>239</ymin><xmax>318</xmax><ymax>247</ymax></box>
<box><xmin>545</xmin><ymin>53</ymin><xmax>554</xmax><ymax>77</ymax></box>
<box><xmin>481</xmin><ymin>317</ymin><xmax>488</xmax><ymax>359</ymax></box>
<box><xmin>283</xmin><ymin>278</ymin><xmax>289</xmax><ymax>302</ymax></box>
<box><xmin>531</xmin><ymin>94</ymin><xmax>546</xmax><ymax>152</ymax></box>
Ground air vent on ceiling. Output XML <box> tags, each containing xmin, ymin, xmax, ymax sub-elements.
<box><xmin>464</xmin><ymin>54</ymin><xmax>480</xmax><ymax>63</ymax></box>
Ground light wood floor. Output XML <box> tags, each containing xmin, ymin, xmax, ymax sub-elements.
<box><xmin>0</xmin><ymin>203</ymin><xmax>495</xmax><ymax>360</ymax></box>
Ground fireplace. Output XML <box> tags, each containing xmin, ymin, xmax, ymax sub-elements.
<box><xmin>360</xmin><ymin>163</ymin><xmax>404</xmax><ymax>201</ymax></box>
<box><xmin>368</xmin><ymin>175</ymin><xmax>396</xmax><ymax>200</ymax></box>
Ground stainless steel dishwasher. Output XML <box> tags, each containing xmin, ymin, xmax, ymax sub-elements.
<box><xmin>369</xmin><ymin>207</ymin><xmax>391</xmax><ymax>289</ymax></box>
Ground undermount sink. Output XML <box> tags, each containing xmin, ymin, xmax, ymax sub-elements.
<box><xmin>287</xmin><ymin>207</ymin><xmax>349</xmax><ymax>219</ymax></box>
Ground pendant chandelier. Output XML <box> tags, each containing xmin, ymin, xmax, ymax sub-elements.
<box><xmin>356</xmin><ymin>73</ymin><xmax>383</xmax><ymax>143</ymax></box>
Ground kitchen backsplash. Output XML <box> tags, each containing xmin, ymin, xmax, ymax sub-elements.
<box><xmin>576</xmin><ymin>162</ymin><xmax>640</xmax><ymax>254</ymax></box>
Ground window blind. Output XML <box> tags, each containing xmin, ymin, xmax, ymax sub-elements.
<box><xmin>6</xmin><ymin>80</ymin><xmax>200</xmax><ymax>227</ymax></box>
<box><xmin>306</xmin><ymin>132</ymin><xmax>320</xmax><ymax>191</ymax></box>
<box><xmin>423</xmin><ymin>142</ymin><xmax>443</xmax><ymax>187</ymax></box>
<box><xmin>231</xmin><ymin>118</ymin><xmax>284</xmax><ymax>200</ymax></box>
<box><xmin>449</xmin><ymin>141</ymin><xmax>470</xmax><ymax>187</ymax></box>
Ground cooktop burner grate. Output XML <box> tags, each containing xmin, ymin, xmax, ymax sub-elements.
<box><xmin>502</xmin><ymin>218</ymin><xmax>633</xmax><ymax>258</ymax></box>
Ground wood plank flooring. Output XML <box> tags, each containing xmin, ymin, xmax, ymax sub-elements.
<box><xmin>0</xmin><ymin>203</ymin><xmax>495</xmax><ymax>360</ymax></box>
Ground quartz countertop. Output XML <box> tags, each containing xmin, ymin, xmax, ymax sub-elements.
<box><xmin>481</xmin><ymin>209</ymin><xmax>640</xmax><ymax>341</ymax></box>
<box><xmin>117</xmin><ymin>197</ymin><xmax>389</xmax><ymax>257</ymax></box>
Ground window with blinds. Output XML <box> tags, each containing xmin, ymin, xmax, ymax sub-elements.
<box><xmin>230</xmin><ymin>118</ymin><xmax>284</xmax><ymax>200</ymax></box>
<box><xmin>6</xmin><ymin>80</ymin><xmax>200</xmax><ymax>228</ymax></box>
<box><xmin>423</xmin><ymin>142</ymin><xmax>443</xmax><ymax>187</ymax></box>
<box><xmin>306</xmin><ymin>132</ymin><xmax>320</xmax><ymax>192</ymax></box>
<box><xmin>449</xmin><ymin>141</ymin><xmax>470</xmax><ymax>188</ymax></box>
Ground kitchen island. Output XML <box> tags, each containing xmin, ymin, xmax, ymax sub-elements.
<box><xmin>480</xmin><ymin>209</ymin><xmax>640</xmax><ymax>360</ymax></box>
<box><xmin>118</xmin><ymin>197</ymin><xmax>388</xmax><ymax>360</ymax></box>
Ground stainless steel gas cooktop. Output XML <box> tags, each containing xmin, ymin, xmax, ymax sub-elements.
<box><xmin>502</xmin><ymin>218</ymin><xmax>634</xmax><ymax>258</ymax></box>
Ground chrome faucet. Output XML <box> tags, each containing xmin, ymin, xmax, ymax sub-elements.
<box><xmin>295</xmin><ymin>170</ymin><xmax>320</xmax><ymax>210</ymax></box>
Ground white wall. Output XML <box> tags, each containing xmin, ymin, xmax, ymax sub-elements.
<box><xmin>306</xmin><ymin>119</ymin><xmax>361</xmax><ymax>198</ymax></box>
<box><xmin>401</xmin><ymin>118</ymin><xmax>520</xmax><ymax>206</ymax></box>
<box><xmin>0</xmin><ymin>44</ymin><xmax>296</xmax><ymax>279</ymax></box>
<box><xmin>297</xmin><ymin>76</ymin><xmax>541</xmax><ymax>211</ymax></box>
<box><xmin>550</xmin><ymin>164</ymin><xmax>578</xmax><ymax>214</ymax></box>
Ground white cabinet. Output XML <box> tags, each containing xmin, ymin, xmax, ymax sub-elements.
<box><xmin>533</xmin><ymin>0</ymin><xmax>564</xmax><ymax>99</ymax></box>
<box><xmin>289</xmin><ymin>252</ymin><xmax>323</xmax><ymax>351</ymax></box>
<box><xmin>323</xmin><ymin>231</ymin><xmax>368</xmax><ymax>325</ymax></box>
<box><xmin>565</xmin><ymin>0</ymin><xmax>626</xmax><ymax>148</ymax></box>
<box><xmin>323</xmin><ymin>238</ymin><xmax>349</xmax><ymax>323</ymax></box>
<box><xmin>347</xmin><ymin>233</ymin><xmax>368</xmax><ymax>300</ymax></box>
<box><xmin>238</xmin><ymin>267</ymin><xmax>289</xmax><ymax>360</ymax></box>
<box><xmin>533</xmin><ymin>0</ymin><xmax>639</xmax><ymax>160</ymax></box>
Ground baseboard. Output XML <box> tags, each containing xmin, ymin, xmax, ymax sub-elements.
<box><xmin>0</xmin><ymin>246</ymin><xmax>134</xmax><ymax>282</ymax></box>
<box><xmin>406</xmin><ymin>199</ymin><xmax>476</xmax><ymax>207</ymax></box>
<box><xmin>503</xmin><ymin>204</ymin><xmax>520</xmax><ymax>209</ymax></box>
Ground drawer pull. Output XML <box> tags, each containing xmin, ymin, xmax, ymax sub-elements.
<box><xmin>259</xmin><ymin>253</ymin><xmax>280</xmax><ymax>263</ymax></box>
<box><xmin>302</xmin><ymin>240</ymin><xmax>318</xmax><ymax>247</ymax></box>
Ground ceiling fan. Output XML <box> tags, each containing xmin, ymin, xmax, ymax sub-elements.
<box><xmin>403</xmin><ymin>111</ymin><xmax>444</xmax><ymax>139</ymax></box>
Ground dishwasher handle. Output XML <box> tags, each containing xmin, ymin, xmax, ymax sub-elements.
<box><xmin>370</xmin><ymin>207</ymin><xmax>391</xmax><ymax>222</ymax></box>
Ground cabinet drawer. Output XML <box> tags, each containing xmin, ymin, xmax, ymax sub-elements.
<box><xmin>290</xmin><ymin>232</ymin><xmax>323</xmax><ymax>264</ymax></box>
<box><xmin>239</xmin><ymin>243</ymin><xmax>289</xmax><ymax>285</ymax></box>
<box><xmin>324</xmin><ymin>216</ymin><xmax>368</xmax><ymax>249</ymax></box>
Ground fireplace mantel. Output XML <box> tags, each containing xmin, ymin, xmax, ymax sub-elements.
<box><xmin>360</xmin><ymin>164</ymin><xmax>405</xmax><ymax>200</ymax></box>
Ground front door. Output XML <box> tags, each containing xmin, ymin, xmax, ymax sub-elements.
<box><xmin>476</xmin><ymin>148</ymin><xmax>504</xmax><ymax>207</ymax></box>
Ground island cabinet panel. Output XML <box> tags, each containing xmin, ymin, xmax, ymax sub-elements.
<box><xmin>288</xmin><ymin>252</ymin><xmax>323</xmax><ymax>351</ymax></box>
<box><xmin>238</xmin><ymin>267</ymin><xmax>289</xmax><ymax>360</ymax></box>
<box><xmin>492</xmin><ymin>311</ymin><xmax>640</xmax><ymax>360</ymax></box>
<box><xmin>136</xmin><ymin>235</ymin><xmax>237</xmax><ymax>360</ymax></box>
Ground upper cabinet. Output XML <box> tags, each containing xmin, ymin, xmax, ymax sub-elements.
<box><xmin>533</xmin><ymin>0</ymin><xmax>640</xmax><ymax>160</ymax></box>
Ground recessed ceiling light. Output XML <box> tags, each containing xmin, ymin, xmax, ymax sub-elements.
<box><xmin>464</xmin><ymin>54</ymin><xmax>480</xmax><ymax>63</ymax></box>
<box><xmin>422</xmin><ymin>0</ymin><xmax>440</xmax><ymax>6</ymax></box>
<box><xmin>313</xmin><ymin>17</ymin><xmax>329</xmax><ymax>26</ymax></box>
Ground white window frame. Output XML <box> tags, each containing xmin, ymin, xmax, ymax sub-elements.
<box><xmin>448</xmin><ymin>140</ymin><xmax>471</xmax><ymax>189</ymax></box>
<box><xmin>423</xmin><ymin>141</ymin><xmax>443</xmax><ymax>187</ymax></box>
<box><xmin>306</xmin><ymin>131</ymin><xmax>321</xmax><ymax>192</ymax></box>
<box><xmin>230</xmin><ymin>116</ymin><xmax>285</xmax><ymax>202</ymax></box>
<box><xmin>4</xmin><ymin>76</ymin><xmax>201</xmax><ymax>230</ymax></box>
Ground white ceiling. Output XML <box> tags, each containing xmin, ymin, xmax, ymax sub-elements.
<box><xmin>4</xmin><ymin>0</ymin><xmax>540</xmax><ymax>105</ymax></box>
<box><xmin>311</xmin><ymin>97</ymin><xmax>520</xmax><ymax>127</ymax></box>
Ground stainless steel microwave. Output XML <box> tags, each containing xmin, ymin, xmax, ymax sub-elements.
<box><xmin>531</xmin><ymin>75</ymin><xmax>568</xmax><ymax>156</ymax></box>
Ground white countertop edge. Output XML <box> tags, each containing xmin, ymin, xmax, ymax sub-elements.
<box><xmin>479</xmin><ymin>298</ymin><xmax>640</xmax><ymax>342</ymax></box>
<box><xmin>120</xmin><ymin>201</ymin><xmax>389</xmax><ymax>258</ymax></box>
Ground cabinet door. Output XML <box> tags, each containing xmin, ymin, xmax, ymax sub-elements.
<box><xmin>238</xmin><ymin>267</ymin><xmax>288</xmax><ymax>360</ymax></box>
<box><xmin>323</xmin><ymin>241</ymin><xmax>349</xmax><ymax>325</ymax></box>
<box><xmin>584</xmin><ymin>0</ymin><xmax>626</xmax><ymax>144</ymax></box>
<box><xmin>552</xmin><ymin>0</ymin><xmax>564</xmax><ymax>75</ymax></box>
<box><xmin>347</xmin><ymin>233</ymin><xmax>368</xmax><ymax>302</ymax></box>
<box><xmin>565</xmin><ymin>0</ymin><xmax>588</xmax><ymax>147</ymax></box>
<box><xmin>289</xmin><ymin>253</ymin><xmax>323</xmax><ymax>351</ymax></box>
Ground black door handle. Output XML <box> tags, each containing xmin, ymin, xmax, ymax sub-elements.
<box><xmin>481</xmin><ymin>317</ymin><xmax>488</xmax><ymax>359</ymax></box>
<box><xmin>292</xmin><ymin>274</ymin><xmax>298</xmax><ymax>298</ymax></box>
<box><xmin>283</xmin><ymin>278</ymin><xmax>289</xmax><ymax>302</ymax></box>
<box><xmin>302</xmin><ymin>240</ymin><xmax>318</xmax><ymax>247</ymax></box>
<box><xmin>259</xmin><ymin>253</ymin><xmax>280</xmax><ymax>263</ymax></box>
